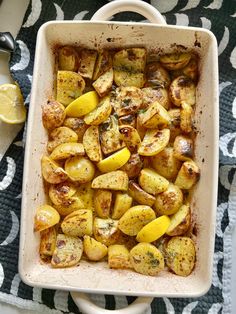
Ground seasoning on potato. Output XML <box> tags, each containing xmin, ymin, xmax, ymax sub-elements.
<box><xmin>36</xmin><ymin>45</ymin><xmax>200</xmax><ymax>278</ymax></box>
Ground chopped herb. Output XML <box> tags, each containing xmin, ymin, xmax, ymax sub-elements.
<box><xmin>121</xmin><ymin>98</ymin><xmax>131</xmax><ymax>107</ymax></box>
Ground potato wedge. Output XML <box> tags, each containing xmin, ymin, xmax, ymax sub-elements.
<box><xmin>180</xmin><ymin>102</ymin><xmax>193</xmax><ymax>133</ymax></box>
<box><xmin>118</xmin><ymin>114</ymin><xmax>136</xmax><ymax>127</ymax></box>
<box><xmin>92</xmin><ymin>67</ymin><xmax>113</xmax><ymax>97</ymax></box>
<box><xmin>83</xmin><ymin>125</ymin><xmax>102</xmax><ymax>162</ymax></box>
<box><xmin>138</xmin><ymin>128</ymin><xmax>170</xmax><ymax>156</ymax></box>
<box><xmin>120</xmin><ymin>153</ymin><xmax>143</xmax><ymax>179</ymax></box>
<box><xmin>49</xmin><ymin>181</ymin><xmax>77</xmax><ymax>206</ymax></box>
<box><xmin>93</xmin><ymin>218</ymin><xmax>120</xmax><ymax>246</ymax></box>
<box><xmin>94</xmin><ymin>189</ymin><xmax>112</xmax><ymax>218</ymax></box>
<box><xmin>168</xmin><ymin>108</ymin><xmax>182</xmax><ymax>143</ymax></box>
<box><xmin>118</xmin><ymin>205</ymin><xmax>156</xmax><ymax>236</ymax></box>
<box><xmin>78</xmin><ymin>49</ymin><xmax>97</xmax><ymax>79</ymax></box>
<box><xmin>145</xmin><ymin>62</ymin><xmax>171</xmax><ymax>88</ymax></box>
<box><xmin>61</xmin><ymin>209</ymin><xmax>93</xmax><ymax>237</ymax></box>
<box><xmin>65</xmin><ymin>156</ymin><xmax>95</xmax><ymax>183</ymax></box>
<box><xmin>75</xmin><ymin>182</ymin><xmax>94</xmax><ymax>208</ymax></box>
<box><xmin>113</xmin><ymin>48</ymin><xmax>146</xmax><ymax>73</ymax></box>
<box><xmin>97</xmin><ymin>147</ymin><xmax>131</xmax><ymax>173</ymax></box>
<box><xmin>119</xmin><ymin>125</ymin><xmax>141</xmax><ymax>152</ymax></box>
<box><xmin>65</xmin><ymin>91</ymin><xmax>99</xmax><ymax>117</ymax></box>
<box><xmin>39</xmin><ymin>226</ymin><xmax>57</xmax><ymax>257</ymax></box>
<box><xmin>166</xmin><ymin>204</ymin><xmax>191</xmax><ymax>236</ymax></box>
<box><xmin>139</xmin><ymin>168</ymin><xmax>169</xmax><ymax>195</ymax></box>
<box><xmin>173</xmin><ymin>135</ymin><xmax>194</xmax><ymax>161</ymax></box>
<box><xmin>165</xmin><ymin>236</ymin><xmax>196</xmax><ymax>276</ymax></box>
<box><xmin>50</xmin><ymin>143</ymin><xmax>85</xmax><ymax>160</ymax></box>
<box><xmin>169</xmin><ymin>75</ymin><xmax>196</xmax><ymax>106</ymax></box>
<box><xmin>142</xmin><ymin>87</ymin><xmax>171</xmax><ymax>110</ymax></box>
<box><xmin>51</xmin><ymin>234</ymin><xmax>83</xmax><ymax>268</ymax></box>
<box><xmin>112</xmin><ymin>192</ymin><xmax>133</xmax><ymax>219</ymax></box>
<box><xmin>58</xmin><ymin>46</ymin><xmax>78</xmax><ymax>71</ymax></box>
<box><xmin>108</xmin><ymin>244</ymin><xmax>130</xmax><ymax>269</ymax></box>
<box><xmin>136</xmin><ymin>114</ymin><xmax>147</xmax><ymax>140</ymax></box>
<box><xmin>41</xmin><ymin>156</ymin><xmax>68</xmax><ymax>184</ymax></box>
<box><xmin>160</xmin><ymin>53</ymin><xmax>191</xmax><ymax>70</ymax></box>
<box><xmin>57</xmin><ymin>70</ymin><xmax>85</xmax><ymax>106</ymax></box>
<box><xmin>175</xmin><ymin>160</ymin><xmax>200</xmax><ymax>189</ymax></box>
<box><xmin>154</xmin><ymin>183</ymin><xmax>183</xmax><ymax>215</ymax></box>
<box><xmin>84</xmin><ymin>96</ymin><xmax>112</xmax><ymax>125</ymax></box>
<box><xmin>93</xmin><ymin>50</ymin><xmax>112</xmax><ymax>81</ymax></box>
<box><xmin>128</xmin><ymin>181</ymin><xmax>155</xmax><ymax>207</ymax></box>
<box><xmin>83</xmin><ymin>235</ymin><xmax>108</xmax><ymax>261</ymax></box>
<box><xmin>114</xmin><ymin>70</ymin><xmax>145</xmax><ymax>88</ymax></box>
<box><xmin>34</xmin><ymin>205</ymin><xmax>60</xmax><ymax>232</ymax></box>
<box><xmin>42</xmin><ymin>101</ymin><xmax>66</xmax><ymax>130</ymax></box>
<box><xmin>63</xmin><ymin>117</ymin><xmax>88</xmax><ymax>142</ymax></box>
<box><xmin>54</xmin><ymin>196</ymin><xmax>85</xmax><ymax>216</ymax></box>
<box><xmin>92</xmin><ymin>171</ymin><xmax>128</xmax><ymax>191</ymax></box>
<box><xmin>130</xmin><ymin>243</ymin><xmax>164</xmax><ymax>276</ymax></box>
<box><xmin>172</xmin><ymin>55</ymin><xmax>198</xmax><ymax>83</ymax></box>
<box><xmin>47</xmin><ymin>126</ymin><xmax>78</xmax><ymax>153</ymax></box>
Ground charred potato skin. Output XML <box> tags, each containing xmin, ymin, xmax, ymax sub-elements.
<box><xmin>42</xmin><ymin>101</ymin><xmax>66</xmax><ymax>130</ymax></box>
<box><xmin>128</xmin><ymin>180</ymin><xmax>155</xmax><ymax>206</ymax></box>
<box><xmin>175</xmin><ymin>160</ymin><xmax>200</xmax><ymax>189</ymax></box>
<box><xmin>145</xmin><ymin>62</ymin><xmax>171</xmax><ymax>88</ymax></box>
<box><xmin>94</xmin><ymin>189</ymin><xmax>112</xmax><ymax>218</ymax></box>
<box><xmin>121</xmin><ymin>153</ymin><xmax>143</xmax><ymax>179</ymax></box>
<box><xmin>169</xmin><ymin>75</ymin><xmax>196</xmax><ymax>107</ymax></box>
<box><xmin>173</xmin><ymin>135</ymin><xmax>194</xmax><ymax>161</ymax></box>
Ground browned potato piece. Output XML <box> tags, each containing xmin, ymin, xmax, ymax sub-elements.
<box><xmin>93</xmin><ymin>50</ymin><xmax>112</xmax><ymax>80</ymax></box>
<box><xmin>83</xmin><ymin>235</ymin><xmax>108</xmax><ymax>261</ymax></box>
<box><xmin>138</xmin><ymin>102</ymin><xmax>170</xmax><ymax>129</ymax></box>
<box><xmin>39</xmin><ymin>226</ymin><xmax>57</xmax><ymax>257</ymax></box>
<box><xmin>111</xmin><ymin>86</ymin><xmax>143</xmax><ymax>117</ymax></box>
<box><xmin>78</xmin><ymin>49</ymin><xmax>97</xmax><ymax>79</ymax></box>
<box><xmin>165</xmin><ymin>236</ymin><xmax>196</xmax><ymax>276</ymax></box>
<box><xmin>175</xmin><ymin>160</ymin><xmax>200</xmax><ymax>189</ymax></box>
<box><xmin>172</xmin><ymin>56</ymin><xmax>199</xmax><ymax>83</ymax></box>
<box><xmin>41</xmin><ymin>156</ymin><xmax>68</xmax><ymax>184</ymax></box>
<box><xmin>160</xmin><ymin>53</ymin><xmax>191</xmax><ymax>70</ymax></box>
<box><xmin>166</xmin><ymin>204</ymin><xmax>191</xmax><ymax>236</ymax></box>
<box><xmin>151</xmin><ymin>147</ymin><xmax>182</xmax><ymax>180</ymax></box>
<box><xmin>61</xmin><ymin>209</ymin><xmax>93</xmax><ymax>237</ymax></box>
<box><xmin>83</xmin><ymin>125</ymin><xmax>102</xmax><ymax>162</ymax></box>
<box><xmin>84</xmin><ymin>96</ymin><xmax>112</xmax><ymax>126</ymax></box>
<box><xmin>180</xmin><ymin>102</ymin><xmax>193</xmax><ymax>133</ymax></box>
<box><xmin>118</xmin><ymin>114</ymin><xmax>136</xmax><ymax>127</ymax></box>
<box><xmin>51</xmin><ymin>234</ymin><xmax>83</xmax><ymax>268</ymax></box>
<box><xmin>114</xmin><ymin>71</ymin><xmax>145</xmax><ymax>88</ymax></box>
<box><xmin>119</xmin><ymin>125</ymin><xmax>141</xmax><ymax>152</ymax></box>
<box><xmin>168</xmin><ymin>108</ymin><xmax>182</xmax><ymax>143</ymax></box>
<box><xmin>92</xmin><ymin>67</ymin><xmax>113</xmax><ymax>97</ymax></box>
<box><xmin>138</xmin><ymin>128</ymin><xmax>170</xmax><ymax>156</ymax></box>
<box><xmin>47</xmin><ymin>126</ymin><xmax>78</xmax><ymax>153</ymax></box>
<box><xmin>63</xmin><ymin>117</ymin><xmax>88</xmax><ymax>142</ymax></box>
<box><xmin>120</xmin><ymin>153</ymin><xmax>143</xmax><ymax>179</ymax></box>
<box><xmin>34</xmin><ymin>205</ymin><xmax>60</xmax><ymax>232</ymax></box>
<box><xmin>50</xmin><ymin>143</ymin><xmax>85</xmax><ymax>160</ymax></box>
<box><xmin>49</xmin><ymin>181</ymin><xmax>77</xmax><ymax>206</ymax></box>
<box><xmin>113</xmin><ymin>48</ymin><xmax>146</xmax><ymax>73</ymax></box>
<box><xmin>173</xmin><ymin>135</ymin><xmax>194</xmax><ymax>161</ymax></box>
<box><xmin>75</xmin><ymin>182</ymin><xmax>94</xmax><ymax>208</ymax></box>
<box><xmin>94</xmin><ymin>189</ymin><xmax>112</xmax><ymax>218</ymax></box>
<box><xmin>42</xmin><ymin>101</ymin><xmax>66</xmax><ymax>130</ymax></box>
<box><xmin>58</xmin><ymin>46</ymin><xmax>78</xmax><ymax>71</ymax></box>
<box><xmin>100</xmin><ymin>116</ymin><xmax>124</xmax><ymax>155</ymax></box>
<box><xmin>139</xmin><ymin>168</ymin><xmax>169</xmax><ymax>195</ymax></box>
<box><xmin>112</xmin><ymin>192</ymin><xmax>133</xmax><ymax>219</ymax></box>
<box><xmin>92</xmin><ymin>171</ymin><xmax>128</xmax><ymax>191</ymax></box>
<box><xmin>154</xmin><ymin>183</ymin><xmax>183</xmax><ymax>215</ymax></box>
<box><xmin>145</xmin><ymin>62</ymin><xmax>171</xmax><ymax>88</ymax></box>
<box><xmin>142</xmin><ymin>87</ymin><xmax>171</xmax><ymax>110</ymax></box>
<box><xmin>54</xmin><ymin>196</ymin><xmax>85</xmax><ymax>216</ymax></box>
<box><xmin>169</xmin><ymin>76</ymin><xmax>196</xmax><ymax>106</ymax></box>
<box><xmin>136</xmin><ymin>114</ymin><xmax>147</xmax><ymax>140</ymax></box>
<box><xmin>93</xmin><ymin>218</ymin><xmax>120</xmax><ymax>246</ymax></box>
<box><xmin>128</xmin><ymin>181</ymin><xmax>155</xmax><ymax>207</ymax></box>
<box><xmin>108</xmin><ymin>245</ymin><xmax>130</xmax><ymax>269</ymax></box>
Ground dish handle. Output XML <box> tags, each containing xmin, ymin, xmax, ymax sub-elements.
<box><xmin>71</xmin><ymin>0</ymin><xmax>166</xmax><ymax>313</ymax></box>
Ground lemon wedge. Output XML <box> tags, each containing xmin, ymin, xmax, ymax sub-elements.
<box><xmin>0</xmin><ymin>83</ymin><xmax>26</xmax><ymax>124</ymax></box>
<box><xmin>97</xmin><ymin>147</ymin><xmax>131</xmax><ymax>173</ymax></box>
<box><xmin>65</xmin><ymin>91</ymin><xmax>99</xmax><ymax>117</ymax></box>
<box><xmin>136</xmin><ymin>215</ymin><xmax>170</xmax><ymax>242</ymax></box>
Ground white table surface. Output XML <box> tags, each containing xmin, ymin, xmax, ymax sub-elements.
<box><xmin>0</xmin><ymin>1</ymin><xmax>236</xmax><ymax>313</ymax></box>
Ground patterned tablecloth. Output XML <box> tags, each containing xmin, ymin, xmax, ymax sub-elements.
<box><xmin>0</xmin><ymin>0</ymin><xmax>236</xmax><ymax>313</ymax></box>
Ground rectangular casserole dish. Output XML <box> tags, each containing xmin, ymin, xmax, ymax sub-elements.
<box><xmin>20</xmin><ymin>5</ymin><xmax>219</xmax><ymax>298</ymax></box>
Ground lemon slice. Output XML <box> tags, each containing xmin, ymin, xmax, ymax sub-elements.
<box><xmin>0</xmin><ymin>83</ymin><xmax>26</xmax><ymax>124</ymax></box>
<box><xmin>65</xmin><ymin>91</ymin><xmax>99</xmax><ymax>117</ymax></box>
<box><xmin>136</xmin><ymin>215</ymin><xmax>170</xmax><ymax>242</ymax></box>
<box><xmin>97</xmin><ymin>147</ymin><xmax>131</xmax><ymax>173</ymax></box>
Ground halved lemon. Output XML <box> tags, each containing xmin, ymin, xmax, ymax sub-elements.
<box><xmin>136</xmin><ymin>215</ymin><xmax>170</xmax><ymax>242</ymax></box>
<box><xmin>0</xmin><ymin>83</ymin><xmax>26</xmax><ymax>124</ymax></box>
<box><xmin>65</xmin><ymin>91</ymin><xmax>99</xmax><ymax>117</ymax></box>
<box><xmin>97</xmin><ymin>147</ymin><xmax>131</xmax><ymax>173</ymax></box>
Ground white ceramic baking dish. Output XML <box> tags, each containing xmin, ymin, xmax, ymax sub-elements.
<box><xmin>19</xmin><ymin>1</ymin><xmax>219</xmax><ymax>313</ymax></box>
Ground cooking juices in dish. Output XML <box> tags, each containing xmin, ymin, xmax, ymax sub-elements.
<box><xmin>34</xmin><ymin>46</ymin><xmax>200</xmax><ymax>277</ymax></box>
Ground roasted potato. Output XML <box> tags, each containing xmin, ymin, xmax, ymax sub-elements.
<box><xmin>61</xmin><ymin>209</ymin><xmax>93</xmax><ymax>237</ymax></box>
<box><xmin>39</xmin><ymin>226</ymin><xmax>57</xmax><ymax>257</ymax></box>
<box><xmin>51</xmin><ymin>234</ymin><xmax>83</xmax><ymax>268</ymax></box>
<box><xmin>63</xmin><ymin>117</ymin><xmax>88</xmax><ymax>142</ymax></box>
<box><xmin>84</xmin><ymin>96</ymin><xmax>112</xmax><ymax>125</ymax></box>
<box><xmin>113</xmin><ymin>48</ymin><xmax>146</xmax><ymax>73</ymax></box>
<box><xmin>108</xmin><ymin>244</ymin><xmax>130</xmax><ymax>269</ymax></box>
<box><xmin>138</xmin><ymin>128</ymin><xmax>170</xmax><ymax>156</ymax></box>
<box><xmin>165</xmin><ymin>236</ymin><xmax>196</xmax><ymax>276</ymax></box>
<box><xmin>58</xmin><ymin>46</ymin><xmax>78</xmax><ymax>71</ymax></box>
<box><xmin>93</xmin><ymin>50</ymin><xmax>112</xmax><ymax>81</ymax></box>
<box><xmin>54</xmin><ymin>196</ymin><xmax>85</xmax><ymax>216</ymax></box>
<box><xmin>139</xmin><ymin>168</ymin><xmax>169</xmax><ymax>195</ymax></box>
<box><xmin>34</xmin><ymin>205</ymin><xmax>60</xmax><ymax>232</ymax></box>
<box><xmin>75</xmin><ymin>182</ymin><xmax>94</xmax><ymax>208</ymax></box>
<box><xmin>49</xmin><ymin>181</ymin><xmax>77</xmax><ymax>206</ymax></box>
<box><xmin>128</xmin><ymin>181</ymin><xmax>155</xmax><ymax>207</ymax></box>
<box><xmin>175</xmin><ymin>160</ymin><xmax>200</xmax><ymax>189</ymax></box>
<box><xmin>78</xmin><ymin>49</ymin><xmax>97</xmax><ymax>79</ymax></box>
<box><xmin>169</xmin><ymin>75</ymin><xmax>196</xmax><ymax>106</ymax></box>
<box><xmin>118</xmin><ymin>114</ymin><xmax>136</xmax><ymax>127</ymax></box>
<box><xmin>130</xmin><ymin>243</ymin><xmax>164</xmax><ymax>276</ymax></box>
<box><xmin>173</xmin><ymin>135</ymin><xmax>194</xmax><ymax>161</ymax></box>
<box><xmin>166</xmin><ymin>204</ymin><xmax>191</xmax><ymax>236</ymax></box>
<box><xmin>120</xmin><ymin>153</ymin><xmax>143</xmax><ymax>179</ymax></box>
<box><xmin>180</xmin><ymin>102</ymin><xmax>193</xmax><ymax>133</ymax></box>
<box><xmin>114</xmin><ymin>71</ymin><xmax>145</xmax><ymax>88</ymax></box>
<box><xmin>168</xmin><ymin>108</ymin><xmax>182</xmax><ymax>143</ymax></box>
<box><xmin>92</xmin><ymin>171</ymin><xmax>128</xmax><ymax>191</ymax></box>
<box><xmin>57</xmin><ymin>70</ymin><xmax>85</xmax><ymax>106</ymax></box>
<box><xmin>142</xmin><ymin>87</ymin><xmax>171</xmax><ymax>110</ymax></box>
<box><xmin>50</xmin><ymin>143</ymin><xmax>85</xmax><ymax>160</ymax></box>
<box><xmin>94</xmin><ymin>189</ymin><xmax>112</xmax><ymax>218</ymax></box>
<box><xmin>42</xmin><ymin>101</ymin><xmax>66</xmax><ymax>130</ymax></box>
<box><xmin>154</xmin><ymin>183</ymin><xmax>183</xmax><ymax>215</ymax></box>
<box><xmin>136</xmin><ymin>114</ymin><xmax>147</xmax><ymax>140</ymax></box>
<box><xmin>172</xmin><ymin>55</ymin><xmax>198</xmax><ymax>83</ymax></box>
<box><xmin>118</xmin><ymin>205</ymin><xmax>156</xmax><ymax>236</ymax></box>
<box><xmin>145</xmin><ymin>62</ymin><xmax>171</xmax><ymax>88</ymax></box>
<box><xmin>93</xmin><ymin>218</ymin><xmax>120</xmax><ymax>246</ymax></box>
<box><xmin>83</xmin><ymin>235</ymin><xmax>108</xmax><ymax>261</ymax></box>
<box><xmin>112</xmin><ymin>192</ymin><xmax>133</xmax><ymax>219</ymax></box>
<box><xmin>92</xmin><ymin>67</ymin><xmax>113</xmax><ymax>97</ymax></box>
<box><xmin>47</xmin><ymin>126</ymin><xmax>78</xmax><ymax>153</ymax></box>
<box><xmin>41</xmin><ymin>156</ymin><xmax>68</xmax><ymax>184</ymax></box>
<box><xmin>150</xmin><ymin>147</ymin><xmax>182</xmax><ymax>180</ymax></box>
<box><xmin>65</xmin><ymin>156</ymin><xmax>95</xmax><ymax>183</ymax></box>
<box><xmin>160</xmin><ymin>53</ymin><xmax>191</xmax><ymax>70</ymax></box>
<box><xmin>119</xmin><ymin>125</ymin><xmax>141</xmax><ymax>152</ymax></box>
<box><xmin>83</xmin><ymin>125</ymin><xmax>102</xmax><ymax>162</ymax></box>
